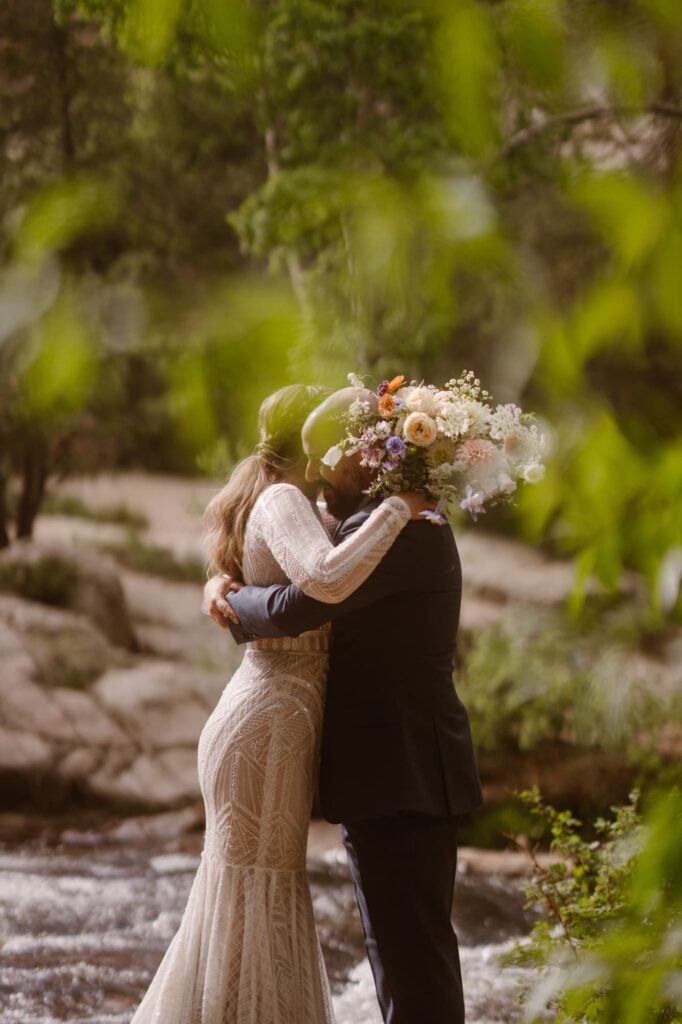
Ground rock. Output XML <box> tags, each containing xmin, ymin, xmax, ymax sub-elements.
<box><xmin>457</xmin><ymin>530</ymin><xmax>638</xmax><ymax>608</ymax></box>
<box><xmin>100</xmin><ymin>804</ymin><xmax>205</xmax><ymax>843</ymax></box>
<box><xmin>459</xmin><ymin>593</ymin><xmax>508</xmax><ymax>632</ymax></box>
<box><xmin>0</xmin><ymin>726</ymin><xmax>53</xmax><ymax>771</ymax></box>
<box><xmin>478</xmin><ymin>747</ymin><xmax>638</xmax><ymax>808</ymax></box>
<box><xmin>0</xmin><ymin>610</ymin><xmax>36</xmax><ymax>679</ymax></box>
<box><xmin>0</xmin><ymin>674</ymin><xmax>65</xmax><ymax>736</ymax></box>
<box><xmin>457</xmin><ymin>846</ymin><xmax>566</xmax><ymax>877</ymax></box>
<box><xmin>0</xmin><ymin>592</ymin><xmax>123</xmax><ymax>689</ymax></box>
<box><xmin>57</xmin><ymin>747</ymin><xmax>106</xmax><ymax>780</ymax></box>
<box><xmin>89</xmin><ymin>747</ymin><xmax>203</xmax><ymax>807</ymax></box>
<box><xmin>49</xmin><ymin>689</ymin><xmax>130</xmax><ymax>745</ymax></box>
<box><xmin>118</xmin><ymin>568</ymin><xmax>239</xmax><ymax>671</ymax></box>
<box><xmin>0</xmin><ymin>590</ymin><xmax>224</xmax><ymax>812</ymax></box>
<box><xmin>0</xmin><ymin>540</ymin><xmax>136</xmax><ymax>649</ymax></box>
<box><xmin>0</xmin><ymin>673</ymin><xmax>127</xmax><ymax>747</ymax></box>
<box><xmin>92</xmin><ymin>661</ymin><xmax>225</xmax><ymax>750</ymax></box>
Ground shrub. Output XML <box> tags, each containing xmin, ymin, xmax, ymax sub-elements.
<box><xmin>457</xmin><ymin>611</ymin><xmax>665</xmax><ymax>758</ymax></box>
<box><xmin>41</xmin><ymin>493</ymin><xmax>149</xmax><ymax>530</ymax></box>
<box><xmin>0</xmin><ymin>555</ymin><xmax>78</xmax><ymax>607</ymax></box>
<box><xmin>99</xmin><ymin>532</ymin><xmax>205</xmax><ymax>583</ymax></box>
<box><xmin>510</xmin><ymin>787</ymin><xmax>682</xmax><ymax>1024</ymax></box>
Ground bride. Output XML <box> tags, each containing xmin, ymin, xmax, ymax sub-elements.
<box><xmin>130</xmin><ymin>383</ymin><xmax>430</xmax><ymax>1024</ymax></box>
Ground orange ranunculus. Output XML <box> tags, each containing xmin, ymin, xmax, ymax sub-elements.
<box><xmin>378</xmin><ymin>393</ymin><xmax>396</xmax><ymax>418</ymax></box>
<box><xmin>387</xmin><ymin>374</ymin><xmax>405</xmax><ymax>393</ymax></box>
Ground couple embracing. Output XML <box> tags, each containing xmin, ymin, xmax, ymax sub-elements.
<box><xmin>131</xmin><ymin>382</ymin><xmax>483</xmax><ymax>1024</ymax></box>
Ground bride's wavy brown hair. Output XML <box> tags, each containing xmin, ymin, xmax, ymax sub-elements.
<box><xmin>204</xmin><ymin>384</ymin><xmax>330</xmax><ymax>579</ymax></box>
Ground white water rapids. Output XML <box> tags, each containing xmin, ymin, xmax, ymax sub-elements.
<box><xmin>0</xmin><ymin>837</ymin><xmax>537</xmax><ymax>1023</ymax></box>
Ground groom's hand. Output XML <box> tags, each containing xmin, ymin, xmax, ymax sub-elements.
<box><xmin>202</xmin><ymin>575</ymin><xmax>244</xmax><ymax>628</ymax></box>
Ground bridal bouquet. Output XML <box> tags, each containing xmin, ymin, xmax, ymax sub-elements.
<box><xmin>325</xmin><ymin>371</ymin><xmax>545</xmax><ymax>523</ymax></box>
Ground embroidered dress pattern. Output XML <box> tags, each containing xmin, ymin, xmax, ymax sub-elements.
<box><xmin>130</xmin><ymin>484</ymin><xmax>409</xmax><ymax>1024</ymax></box>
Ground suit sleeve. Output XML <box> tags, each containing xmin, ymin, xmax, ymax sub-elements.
<box><xmin>227</xmin><ymin>520</ymin><xmax>417</xmax><ymax>643</ymax></box>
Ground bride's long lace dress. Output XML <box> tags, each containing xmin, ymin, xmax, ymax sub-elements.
<box><xmin>130</xmin><ymin>483</ymin><xmax>410</xmax><ymax>1024</ymax></box>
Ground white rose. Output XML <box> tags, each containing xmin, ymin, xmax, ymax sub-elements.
<box><xmin>522</xmin><ymin>462</ymin><xmax>545</xmax><ymax>483</ymax></box>
<box><xmin>405</xmin><ymin>386</ymin><xmax>438</xmax><ymax>415</ymax></box>
<box><xmin>403</xmin><ymin>412</ymin><xmax>438</xmax><ymax>447</ymax></box>
<box><xmin>395</xmin><ymin>386</ymin><xmax>414</xmax><ymax>403</ymax></box>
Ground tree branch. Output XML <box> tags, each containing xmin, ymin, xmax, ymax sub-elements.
<box><xmin>496</xmin><ymin>101</ymin><xmax>682</xmax><ymax>161</ymax></box>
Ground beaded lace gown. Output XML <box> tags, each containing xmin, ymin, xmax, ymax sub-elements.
<box><xmin>130</xmin><ymin>483</ymin><xmax>410</xmax><ymax>1024</ymax></box>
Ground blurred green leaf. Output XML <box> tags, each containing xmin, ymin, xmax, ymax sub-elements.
<box><xmin>572</xmin><ymin>278</ymin><xmax>643</xmax><ymax>359</ymax></box>
<box><xmin>168</xmin><ymin>353</ymin><xmax>218</xmax><ymax>453</ymax></box>
<box><xmin>168</xmin><ymin>277</ymin><xmax>310</xmax><ymax>459</ymax></box>
<box><xmin>637</xmin><ymin>0</ymin><xmax>682</xmax><ymax>31</ymax></box>
<box><xmin>14</xmin><ymin>178</ymin><xmax>119</xmax><ymax>265</ymax></box>
<box><xmin>537</xmin><ymin>318</ymin><xmax>584</xmax><ymax>397</ymax></box>
<box><xmin>571</xmin><ymin>172</ymin><xmax>669</xmax><ymax>269</ymax></box>
<box><xmin>22</xmin><ymin>289</ymin><xmax>97</xmax><ymax>420</ymax></box>
<box><xmin>436</xmin><ymin>0</ymin><xmax>501</xmax><ymax>158</ymax></box>
<box><xmin>503</xmin><ymin>0</ymin><xmax>568</xmax><ymax>93</ymax></box>
<box><xmin>649</xmin><ymin>229</ymin><xmax>682</xmax><ymax>338</ymax></box>
<box><xmin>189</xmin><ymin>0</ymin><xmax>256</xmax><ymax>53</ymax></box>
<box><xmin>121</xmin><ymin>0</ymin><xmax>183</xmax><ymax>64</ymax></box>
<box><xmin>593</xmin><ymin>28</ymin><xmax>661</xmax><ymax>108</ymax></box>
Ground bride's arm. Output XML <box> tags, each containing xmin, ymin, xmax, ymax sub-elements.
<box><xmin>254</xmin><ymin>482</ymin><xmax>410</xmax><ymax>603</ymax></box>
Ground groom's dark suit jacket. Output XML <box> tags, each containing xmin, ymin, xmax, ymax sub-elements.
<box><xmin>226</xmin><ymin>499</ymin><xmax>483</xmax><ymax>824</ymax></box>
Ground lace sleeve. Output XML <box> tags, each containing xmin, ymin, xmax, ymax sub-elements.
<box><xmin>253</xmin><ymin>483</ymin><xmax>410</xmax><ymax>603</ymax></box>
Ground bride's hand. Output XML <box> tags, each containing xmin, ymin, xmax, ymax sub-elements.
<box><xmin>202</xmin><ymin>574</ymin><xmax>244</xmax><ymax>628</ymax></box>
<box><xmin>396</xmin><ymin>491</ymin><xmax>439</xmax><ymax>521</ymax></box>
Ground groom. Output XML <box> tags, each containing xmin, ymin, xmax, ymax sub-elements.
<box><xmin>203</xmin><ymin>386</ymin><xmax>483</xmax><ymax>1024</ymax></box>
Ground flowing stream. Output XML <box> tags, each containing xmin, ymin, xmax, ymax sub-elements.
<box><xmin>0</xmin><ymin>828</ymin><xmax>538</xmax><ymax>1024</ymax></box>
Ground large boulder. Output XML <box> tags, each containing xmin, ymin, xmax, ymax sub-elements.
<box><xmin>0</xmin><ymin>593</ymin><xmax>226</xmax><ymax>811</ymax></box>
<box><xmin>0</xmin><ymin>540</ymin><xmax>137</xmax><ymax>649</ymax></box>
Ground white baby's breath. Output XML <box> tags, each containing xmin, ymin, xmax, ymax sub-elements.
<box><xmin>436</xmin><ymin>400</ymin><xmax>470</xmax><ymax>439</ymax></box>
<box><xmin>522</xmin><ymin>462</ymin><xmax>545</xmax><ymax>483</ymax></box>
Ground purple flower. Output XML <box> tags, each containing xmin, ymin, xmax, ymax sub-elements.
<box><xmin>420</xmin><ymin>509</ymin><xmax>447</xmax><ymax>526</ymax></box>
<box><xmin>386</xmin><ymin>436</ymin><xmax>406</xmax><ymax>459</ymax></box>
<box><xmin>419</xmin><ymin>497</ymin><xmax>447</xmax><ymax>526</ymax></box>
<box><xmin>377</xmin><ymin>380</ymin><xmax>390</xmax><ymax>396</ymax></box>
<box><xmin>459</xmin><ymin>485</ymin><xmax>486</xmax><ymax>522</ymax></box>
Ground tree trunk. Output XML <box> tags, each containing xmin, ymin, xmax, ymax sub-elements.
<box><xmin>260</xmin><ymin>93</ymin><xmax>310</xmax><ymax>316</ymax></box>
<box><xmin>0</xmin><ymin>470</ymin><xmax>10</xmax><ymax>549</ymax></box>
<box><xmin>52</xmin><ymin>17</ymin><xmax>75</xmax><ymax>165</ymax></box>
<box><xmin>15</xmin><ymin>437</ymin><xmax>48</xmax><ymax>539</ymax></box>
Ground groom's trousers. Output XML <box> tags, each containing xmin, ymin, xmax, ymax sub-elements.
<box><xmin>341</xmin><ymin>812</ymin><xmax>464</xmax><ymax>1024</ymax></box>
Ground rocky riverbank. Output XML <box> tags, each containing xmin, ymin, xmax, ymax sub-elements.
<box><xmin>0</xmin><ymin>471</ymin><xmax>678</xmax><ymax>819</ymax></box>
